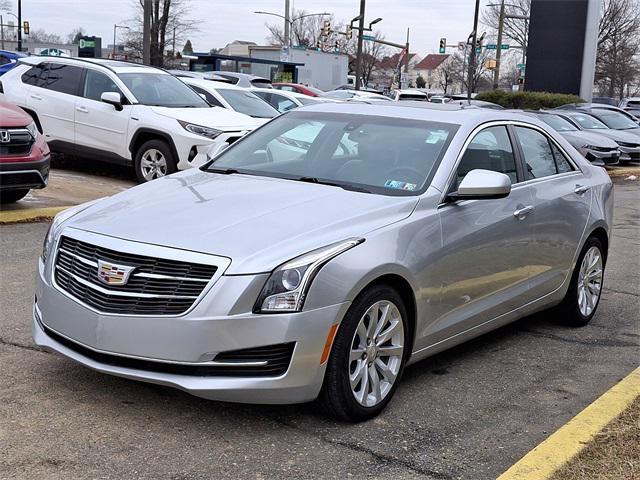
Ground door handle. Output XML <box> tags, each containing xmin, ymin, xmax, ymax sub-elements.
<box><xmin>30</xmin><ymin>94</ymin><xmax>42</xmax><ymax>100</ymax></box>
<box><xmin>513</xmin><ymin>205</ymin><xmax>534</xmax><ymax>219</ymax></box>
<box><xmin>76</xmin><ymin>106</ymin><xmax>89</xmax><ymax>113</ymax></box>
<box><xmin>574</xmin><ymin>185</ymin><xmax>590</xmax><ymax>195</ymax></box>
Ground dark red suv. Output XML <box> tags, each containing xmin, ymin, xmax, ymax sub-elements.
<box><xmin>0</xmin><ymin>101</ymin><xmax>50</xmax><ymax>203</ymax></box>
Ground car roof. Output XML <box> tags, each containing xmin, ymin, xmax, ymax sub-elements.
<box><xmin>395</xmin><ymin>89</ymin><xmax>427</xmax><ymax>95</ymax></box>
<box><xmin>298</xmin><ymin>101</ymin><xmax>540</xmax><ymax>126</ymax></box>
<box><xmin>17</xmin><ymin>56</ymin><xmax>166</xmax><ymax>74</ymax></box>
<box><xmin>249</xmin><ymin>87</ymin><xmax>310</xmax><ymax>99</ymax></box>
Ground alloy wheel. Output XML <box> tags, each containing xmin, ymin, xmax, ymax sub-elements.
<box><xmin>140</xmin><ymin>148</ymin><xmax>168</xmax><ymax>181</ymax></box>
<box><xmin>349</xmin><ymin>300</ymin><xmax>404</xmax><ymax>407</ymax></box>
<box><xmin>577</xmin><ymin>246</ymin><xmax>603</xmax><ymax>317</ymax></box>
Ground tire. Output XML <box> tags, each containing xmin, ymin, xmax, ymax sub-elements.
<box><xmin>557</xmin><ymin>236</ymin><xmax>606</xmax><ymax>327</ymax></box>
<box><xmin>0</xmin><ymin>189</ymin><xmax>29</xmax><ymax>204</ymax></box>
<box><xmin>319</xmin><ymin>284</ymin><xmax>409</xmax><ymax>422</ymax></box>
<box><xmin>134</xmin><ymin>139</ymin><xmax>176</xmax><ymax>183</ymax></box>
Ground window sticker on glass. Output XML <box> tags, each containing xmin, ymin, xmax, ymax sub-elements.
<box><xmin>425</xmin><ymin>130</ymin><xmax>449</xmax><ymax>144</ymax></box>
<box><xmin>385</xmin><ymin>180</ymin><xmax>417</xmax><ymax>191</ymax></box>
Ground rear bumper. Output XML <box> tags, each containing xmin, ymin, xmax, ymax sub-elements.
<box><xmin>0</xmin><ymin>155</ymin><xmax>50</xmax><ymax>190</ymax></box>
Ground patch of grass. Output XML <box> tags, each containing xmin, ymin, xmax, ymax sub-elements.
<box><xmin>551</xmin><ymin>396</ymin><xmax>640</xmax><ymax>480</ymax></box>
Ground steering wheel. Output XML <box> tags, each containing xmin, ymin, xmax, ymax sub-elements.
<box><xmin>384</xmin><ymin>166</ymin><xmax>423</xmax><ymax>186</ymax></box>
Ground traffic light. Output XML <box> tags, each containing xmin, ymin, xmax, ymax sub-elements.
<box><xmin>22</xmin><ymin>21</ymin><xmax>29</xmax><ymax>35</ymax></box>
<box><xmin>316</xmin><ymin>40</ymin><xmax>322</xmax><ymax>51</ymax></box>
<box><xmin>439</xmin><ymin>38</ymin><xmax>446</xmax><ymax>54</ymax></box>
<box><xmin>346</xmin><ymin>25</ymin><xmax>353</xmax><ymax>40</ymax></box>
<box><xmin>321</xmin><ymin>21</ymin><xmax>331</xmax><ymax>37</ymax></box>
<box><xmin>334</xmin><ymin>41</ymin><xmax>340</xmax><ymax>52</ymax></box>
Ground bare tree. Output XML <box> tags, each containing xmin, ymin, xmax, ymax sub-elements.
<box><xmin>595</xmin><ymin>0</ymin><xmax>640</xmax><ymax>98</ymax></box>
<box><xmin>266</xmin><ymin>9</ymin><xmax>339</xmax><ymax>51</ymax></box>
<box><xmin>66</xmin><ymin>27</ymin><xmax>86</xmax><ymax>44</ymax></box>
<box><xmin>28</xmin><ymin>29</ymin><xmax>63</xmax><ymax>44</ymax></box>
<box><xmin>125</xmin><ymin>0</ymin><xmax>199</xmax><ymax>66</ymax></box>
<box><xmin>439</xmin><ymin>57</ymin><xmax>460</xmax><ymax>94</ymax></box>
<box><xmin>481</xmin><ymin>0</ymin><xmax>531</xmax><ymax>49</ymax></box>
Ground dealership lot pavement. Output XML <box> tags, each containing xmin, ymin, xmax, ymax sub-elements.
<box><xmin>0</xmin><ymin>179</ymin><xmax>638</xmax><ymax>480</ymax></box>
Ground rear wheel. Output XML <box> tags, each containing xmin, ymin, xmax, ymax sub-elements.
<box><xmin>319</xmin><ymin>285</ymin><xmax>408</xmax><ymax>422</ymax></box>
<box><xmin>557</xmin><ymin>237</ymin><xmax>605</xmax><ymax>327</ymax></box>
<box><xmin>0</xmin><ymin>189</ymin><xmax>29</xmax><ymax>204</ymax></box>
<box><xmin>134</xmin><ymin>139</ymin><xmax>176</xmax><ymax>183</ymax></box>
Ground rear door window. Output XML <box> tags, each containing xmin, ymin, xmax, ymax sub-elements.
<box><xmin>43</xmin><ymin>63</ymin><xmax>83</xmax><ymax>95</ymax></box>
<box><xmin>515</xmin><ymin>127</ymin><xmax>570</xmax><ymax>179</ymax></box>
<box><xmin>22</xmin><ymin>64</ymin><xmax>48</xmax><ymax>87</ymax></box>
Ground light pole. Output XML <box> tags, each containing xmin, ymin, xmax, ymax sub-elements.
<box><xmin>1</xmin><ymin>11</ymin><xmax>19</xmax><ymax>51</ymax></box>
<box><xmin>254</xmin><ymin>10</ymin><xmax>331</xmax><ymax>47</ymax></box>
<box><xmin>487</xmin><ymin>2</ymin><xmax>530</xmax><ymax>89</ymax></box>
<box><xmin>17</xmin><ymin>0</ymin><xmax>21</xmax><ymax>52</ymax></box>
<box><xmin>112</xmin><ymin>24</ymin><xmax>129</xmax><ymax>58</ymax></box>
<box><xmin>467</xmin><ymin>0</ymin><xmax>481</xmax><ymax>99</ymax></box>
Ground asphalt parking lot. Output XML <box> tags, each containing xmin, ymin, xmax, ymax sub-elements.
<box><xmin>0</xmin><ymin>171</ymin><xmax>638</xmax><ymax>479</ymax></box>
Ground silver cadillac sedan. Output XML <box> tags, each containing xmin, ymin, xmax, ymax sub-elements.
<box><xmin>33</xmin><ymin>103</ymin><xmax>613</xmax><ymax>422</ymax></box>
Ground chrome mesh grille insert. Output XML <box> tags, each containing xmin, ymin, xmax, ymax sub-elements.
<box><xmin>54</xmin><ymin>236</ymin><xmax>217</xmax><ymax>315</ymax></box>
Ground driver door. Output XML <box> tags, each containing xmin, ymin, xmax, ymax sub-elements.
<box><xmin>74</xmin><ymin>68</ymin><xmax>131</xmax><ymax>160</ymax></box>
<box><xmin>429</xmin><ymin>125</ymin><xmax>536</xmax><ymax>342</ymax></box>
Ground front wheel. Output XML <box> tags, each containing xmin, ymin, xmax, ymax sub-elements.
<box><xmin>0</xmin><ymin>189</ymin><xmax>29</xmax><ymax>204</ymax></box>
<box><xmin>319</xmin><ymin>285</ymin><xmax>408</xmax><ymax>422</ymax></box>
<box><xmin>134</xmin><ymin>139</ymin><xmax>176</xmax><ymax>183</ymax></box>
<box><xmin>557</xmin><ymin>237</ymin><xmax>605</xmax><ymax>327</ymax></box>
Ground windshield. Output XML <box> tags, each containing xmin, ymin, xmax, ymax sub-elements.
<box><xmin>566</xmin><ymin>112</ymin><xmax>608</xmax><ymax>130</ymax></box>
<box><xmin>217</xmin><ymin>89</ymin><xmax>278</xmax><ymax>118</ymax></box>
<box><xmin>207</xmin><ymin>112</ymin><xmax>458</xmax><ymax>196</ymax></box>
<box><xmin>297</xmin><ymin>96</ymin><xmax>322</xmax><ymax>106</ymax></box>
<box><xmin>538</xmin><ymin>114</ymin><xmax>578</xmax><ymax>132</ymax></box>
<box><xmin>119</xmin><ymin>72</ymin><xmax>209</xmax><ymax>107</ymax></box>
<box><xmin>593</xmin><ymin>110</ymin><xmax>639</xmax><ymax>130</ymax></box>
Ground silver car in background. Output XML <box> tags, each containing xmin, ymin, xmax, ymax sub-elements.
<box><xmin>34</xmin><ymin>104</ymin><xmax>613</xmax><ymax>422</ymax></box>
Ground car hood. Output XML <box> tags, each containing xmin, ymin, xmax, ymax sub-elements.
<box><xmin>66</xmin><ymin>169</ymin><xmax>418</xmax><ymax>274</ymax></box>
<box><xmin>150</xmin><ymin>106</ymin><xmax>264</xmax><ymax>131</ymax></box>
<box><xmin>585</xmin><ymin>128</ymin><xmax>640</xmax><ymax>145</ymax></box>
<box><xmin>561</xmin><ymin>130</ymin><xmax>619</xmax><ymax>148</ymax></box>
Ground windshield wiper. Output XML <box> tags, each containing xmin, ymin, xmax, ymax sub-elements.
<box><xmin>295</xmin><ymin>176</ymin><xmax>372</xmax><ymax>193</ymax></box>
<box><xmin>207</xmin><ymin>167</ymin><xmax>239</xmax><ymax>174</ymax></box>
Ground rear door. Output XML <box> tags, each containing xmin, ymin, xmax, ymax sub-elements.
<box><xmin>26</xmin><ymin>62</ymin><xmax>82</xmax><ymax>145</ymax></box>
<box><xmin>431</xmin><ymin>125</ymin><xmax>535</xmax><ymax>342</ymax></box>
<box><xmin>512</xmin><ymin>125</ymin><xmax>592</xmax><ymax>299</ymax></box>
<box><xmin>74</xmin><ymin>68</ymin><xmax>132</xmax><ymax>159</ymax></box>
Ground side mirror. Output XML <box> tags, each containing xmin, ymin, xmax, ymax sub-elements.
<box><xmin>448</xmin><ymin>169</ymin><xmax>511</xmax><ymax>201</ymax></box>
<box><xmin>101</xmin><ymin>91</ymin><xmax>123</xmax><ymax>111</ymax></box>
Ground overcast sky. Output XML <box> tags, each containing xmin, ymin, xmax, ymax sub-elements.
<box><xmin>14</xmin><ymin>0</ymin><xmax>482</xmax><ymax>57</ymax></box>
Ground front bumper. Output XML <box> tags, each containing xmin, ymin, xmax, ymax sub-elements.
<box><xmin>0</xmin><ymin>155</ymin><xmax>50</xmax><ymax>190</ymax></box>
<box><xmin>33</xmin><ymin>258</ymin><xmax>349</xmax><ymax>404</ymax></box>
<box><xmin>584</xmin><ymin>148</ymin><xmax>620</xmax><ymax>165</ymax></box>
<box><xmin>618</xmin><ymin>146</ymin><xmax>640</xmax><ymax>162</ymax></box>
<box><xmin>174</xmin><ymin>131</ymin><xmax>249</xmax><ymax>170</ymax></box>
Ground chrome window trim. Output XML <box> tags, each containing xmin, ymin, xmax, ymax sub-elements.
<box><xmin>50</xmin><ymin>227</ymin><xmax>232</xmax><ymax>318</ymax></box>
<box><xmin>438</xmin><ymin>120</ymin><xmax>583</xmax><ymax>205</ymax></box>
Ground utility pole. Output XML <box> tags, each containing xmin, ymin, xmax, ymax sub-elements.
<box><xmin>467</xmin><ymin>0</ymin><xmax>481</xmax><ymax>99</ymax></box>
<box><xmin>284</xmin><ymin>0</ymin><xmax>290</xmax><ymax>48</ymax></box>
<box><xmin>172</xmin><ymin>26</ymin><xmax>176</xmax><ymax>57</ymax></box>
<box><xmin>0</xmin><ymin>15</ymin><xmax>4</xmax><ymax>50</ymax></box>
<box><xmin>17</xmin><ymin>0</ymin><xmax>22</xmax><ymax>52</ymax></box>
<box><xmin>493</xmin><ymin>0</ymin><xmax>505</xmax><ymax>89</ymax></box>
<box><xmin>404</xmin><ymin>27</ymin><xmax>410</xmax><ymax>75</ymax></box>
<box><xmin>142</xmin><ymin>0</ymin><xmax>151</xmax><ymax>64</ymax></box>
<box><xmin>354</xmin><ymin>0</ymin><xmax>366</xmax><ymax>90</ymax></box>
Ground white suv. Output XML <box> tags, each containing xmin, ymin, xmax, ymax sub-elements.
<box><xmin>0</xmin><ymin>57</ymin><xmax>264</xmax><ymax>182</ymax></box>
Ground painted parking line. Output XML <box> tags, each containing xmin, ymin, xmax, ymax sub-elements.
<box><xmin>497</xmin><ymin>366</ymin><xmax>640</xmax><ymax>480</ymax></box>
<box><xmin>0</xmin><ymin>206</ymin><xmax>70</xmax><ymax>225</ymax></box>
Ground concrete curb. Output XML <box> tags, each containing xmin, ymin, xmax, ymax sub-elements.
<box><xmin>497</xmin><ymin>367</ymin><xmax>640</xmax><ymax>479</ymax></box>
<box><xmin>606</xmin><ymin>167</ymin><xmax>640</xmax><ymax>177</ymax></box>
<box><xmin>0</xmin><ymin>206</ymin><xmax>70</xmax><ymax>225</ymax></box>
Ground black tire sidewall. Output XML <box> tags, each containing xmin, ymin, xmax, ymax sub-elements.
<box><xmin>560</xmin><ymin>237</ymin><xmax>605</xmax><ymax>327</ymax></box>
<box><xmin>134</xmin><ymin>139</ymin><xmax>176</xmax><ymax>183</ymax></box>
<box><xmin>321</xmin><ymin>284</ymin><xmax>409</xmax><ymax>422</ymax></box>
<box><xmin>0</xmin><ymin>189</ymin><xmax>30</xmax><ymax>204</ymax></box>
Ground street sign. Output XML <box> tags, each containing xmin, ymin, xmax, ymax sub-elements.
<box><xmin>517</xmin><ymin>63</ymin><xmax>526</xmax><ymax>71</ymax></box>
<box><xmin>476</xmin><ymin>47</ymin><xmax>482</xmax><ymax>54</ymax></box>
<box><xmin>487</xmin><ymin>44</ymin><xmax>510</xmax><ymax>50</ymax></box>
<box><xmin>501</xmin><ymin>44</ymin><xmax>510</xmax><ymax>49</ymax></box>
<box><xmin>458</xmin><ymin>41</ymin><xmax>466</xmax><ymax>51</ymax></box>
<box><xmin>486</xmin><ymin>44</ymin><xmax>497</xmax><ymax>50</ymax></box>
<box><xmin>361</xmin><ymin>34</ymin><xmax>375</xmax><ymax>41</ymax></box>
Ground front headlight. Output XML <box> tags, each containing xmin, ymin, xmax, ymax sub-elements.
<box><xmin>255</xmin><ymin>238</ymin><xmax>364</xmax><ymax>313</ymax></box>
<box><xmin>178</xmin><ymin>120</ymin><xmax>222</xmax><ymax>140</ymax></box>
<box><xmin>41</xmin><ymin>199</ymin><xmax>105</xmax><ymax>263</ymax></box>
<box><xmin>26</xmin><ymin>121</ymin><xmax>39</xmax><ymax>138</ymax></box>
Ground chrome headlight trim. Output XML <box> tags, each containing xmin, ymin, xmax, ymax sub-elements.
<box><xmin>255</xmin><ymin>238</ymin><xmax>364</xmax><ymax>313</ymax></box>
